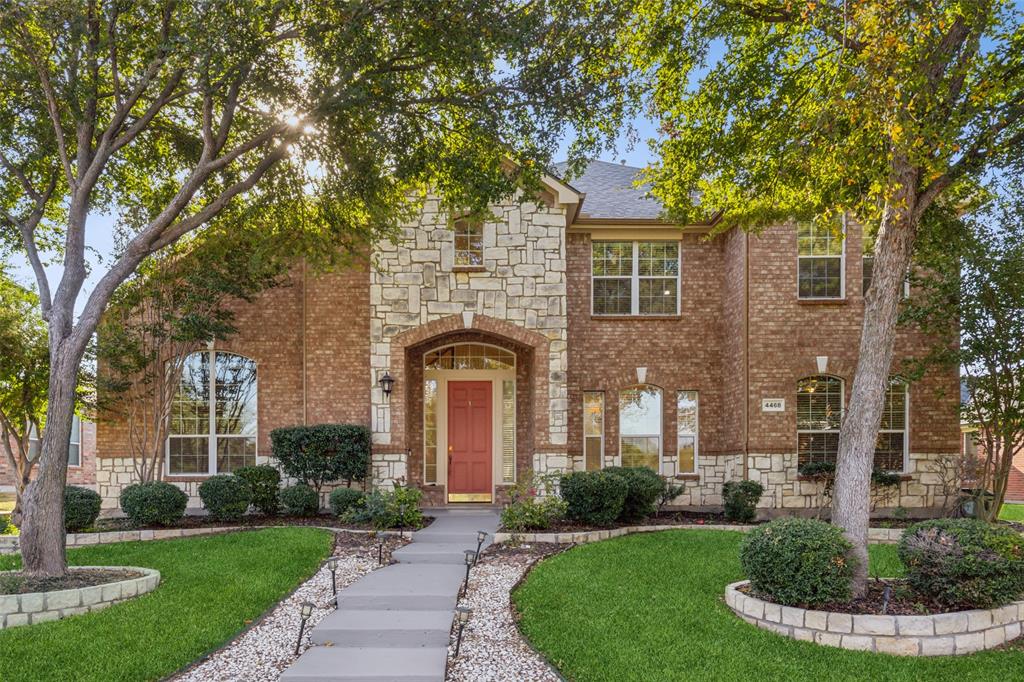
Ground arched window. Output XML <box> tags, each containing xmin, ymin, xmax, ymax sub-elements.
<box><xmin>875</xmin><ymin>378</ymin><xmax>908</xmax><ymax>472</ymax></box>
<box><xmin>619</xmin><ymin>385</ymin><xmax>662</xmax><ymax>471</ymax></box>
<box><xmin>797</xmin><ymin>375</ymin><xmax>843</xmax><ymax>466</ymax></box>
<box><xmin>168</xmin><ymin>351</ymin><xmax>257</xmax><ymax>475</ymax></box>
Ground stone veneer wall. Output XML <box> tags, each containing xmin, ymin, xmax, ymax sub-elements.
<box><xmin>726</xmin><ymin>580</ymin><xmax>1024</xmax><ymax>656</ymax></box>
<box><xmin>369</xmin><ymin>195</ymin><xmax>569</xmax><ymax>455</ymax></box>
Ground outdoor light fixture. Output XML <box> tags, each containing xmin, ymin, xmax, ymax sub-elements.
<box><xmin>326</xmin><ymin>556</ymin><xmax>339</xmax><ymax>598</ymax></box>
<box><xmin>474</xmin><ymin>530</ymin><xmax>488</xmax><ymax>564</ymax></box>
<box><xmin>378</xmin><ymin>538</ymin><xmax>385</xmax><ymax>565</ymax></box>
<box><xmin>379</xmin><ymin>370</ymin><xmax>395</xmax><ymax>398</ymax></box>
<box><xmin>295</xmin><ymin>601</ymin><xmax>314</xmax><ymax>655</ymax></box>
<box><xmin>454</xmin><ymin>606</ymin><xmax>473</xmax><ymax>658</ymax></box>
<box><xmin>460</xmin><ymin>549</ymin><xmax>476</xmax><ymax>598</ymax></box>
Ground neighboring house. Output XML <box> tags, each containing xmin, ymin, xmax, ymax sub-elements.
<box><xmin>961</xmin><ymin>428</ymin><xmax>1024</xmax><ymax>503</ymax></box>
<box><xmin>95</xmin><ymin>160</ymin><xmax>959</xmax><ymax>514</ymax></box>
<box><xmin>1</xmin><ymin>416</ymin><xmax>97</xmax><ymax>492</ymax></box>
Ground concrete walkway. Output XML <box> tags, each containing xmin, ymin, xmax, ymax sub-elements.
<box><xmin>281</xmin><ymin>507</ymin><xmax>499</xmax><ymax>682</ymax></box>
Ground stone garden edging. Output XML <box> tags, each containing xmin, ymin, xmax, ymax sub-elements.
<box><xmin>725</xmin><ymin>580</ymin><xmax>1024</xmax><ymax>656</ymax></box>
<box><xmin>0</xmin><ymin>566</ymin><xmax>160</xmax><ymax>629</ymax></box>
<box><xmin>494</xmin><ymin>525</ymin><xmax>906</xmax><ymax>545</ymax></box>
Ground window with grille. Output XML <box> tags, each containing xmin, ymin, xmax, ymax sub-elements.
<box><xmin>677</xmin><ymin>391</ymin><xmax>698</xmax><ymax>474</ymax></box>
<box><xmin>453</xmin><ymin>216</ymin><xmax>483</xmax><ymax>267</ymax></box>
<box><xmin>592</xmin><ymin>241</ymin><xmax>679</xmax><ymax>315</ymax></box>
<box><xmin>875</xmin><ymin>379</ymin><xmax>908</xmax><ymax>471</ymax></box>
<box><xmin>797</xmin><ymin>222</ymin><xmax>844</xmax><ymax>299</ymax></box>
<box><xmin>583</xmin><ymin>392</ymin><xmax>604</xmax><ymax>471</ymax></box>
<box><xmin>424</xmin><ymin>378</ymin><xmax>438</xmax><ymax>484</ymax></box>
<box><xmin>619</xmin><ymin>385</ymin><xmax>662</xmax><ymax>471</ymax></box>
<box><xmin>797</xmin><ymin>375</ymin><xmax>843</xmax><ymax>466</ymax></box>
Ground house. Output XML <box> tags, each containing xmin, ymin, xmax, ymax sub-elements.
<box><xmin>95</xmin><ymin>160</ymin><xmax>960</xmax><ymax>514</ymax></box>
<box><xmin>1</xmin><ymin>416</ymin><xmax>97</xmax><ymax>494</ymax></box>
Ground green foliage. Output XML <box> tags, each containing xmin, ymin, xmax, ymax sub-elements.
<box><xmin>740</xmin><ymin>518</ymin><xmax>854</xmax><ymax>606</ymax></box>
<box><xmin>797</xmin><ymin>461</ymin><xmax>836</xmax><ymax>480</ymax></box>
<box><xmin>328</xmin><ymin>487</ymin><xmax>365</xmax><ymax>517</ymax></box>
<box><xmin>63</xmin><ymin>486</ymin><xmax>102</xmax><ymax>532</ymax></box>
<box><xmin>559</xmin><ymin>471</ymin><xmax>628</xmax><ymax>527</ymax></box>
<box><xmin>871</xmin><ymin>469</ymin><xmax>903</xmax><ymax>489</ymax></box>
<box><xmin>603</xmin><ymin>466</ymin><xmax>664</xmax><ymax>523</ymax></box>
<box><xmin>198</xmin><ymin>475</ymin><xmax>253</xmax><ymax>522</ymax></box>
<box><xmin>120</xmin><ymin>481</ymin><xmax>188</xmax><ymax>527</ymax></box>
<box><xmin>721</xmin><ymin>480</ymin><xmax>764</xmax><ymax>523</ymax></box>
<box><xmin>234</xmin><ymin>465</ymin><xmax>281</xmax><ymax>515</ymax></box>
<box><xmin>0</xmin><ymin>515</ymin><xmax>9</xmax><ymax>535</ymax></box>
<box><xmin>344</xmin><ymin>485</ymin><xmax>424</xmax><ymax>530</ymax></box>
<box><xmin>898</xmin><ymin>518</ymin><xmax>1024</xmax><ymax>609</ymax></box>
<box><xmin>279</xmin><ymin>484</ymin><xmax>320</xmax><ymax>517</ymax></box>
<box><xmin>270</xmin><ymin>424</ymin><xmax>371</xmax><ymax>493</ymax></box>
<box><xmin>500</xmin><ymin>473</ymin><xmax>566</xmax><ymax>532</ymax></box>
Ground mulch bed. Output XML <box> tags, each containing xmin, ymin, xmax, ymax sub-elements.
<box><xmin>0</xmin><ymin>568</ymin><xmax>144</xmax><ymax>595</ymax></box>
<box><xmin>738</xmin><ymin>580</ymin><xmax>968</xmax><ymax>616</ymax></box>
<box><xmin>89</xmin><ymin>514</ymin><xmax>435</xmax><ymax>534</ymax></box>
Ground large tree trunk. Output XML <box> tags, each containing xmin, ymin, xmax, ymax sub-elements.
<box><xmin>832</xmin><ymin>173</ymin><xmax>919</xmax><ymax>598</ymax></box>
<box><xmin>18</xmin><ymin>350</ymin><xmax>79</xmax><ymax>577</ymax></box>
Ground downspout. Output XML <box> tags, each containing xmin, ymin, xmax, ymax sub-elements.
<box><xmin>302</xmin><ymin>259</ymin><xmax>308</xmax><ymax>426</ymax></box>
<box><xmin>742</xmin><ymin>232</ymin><xmax>750</xmax><ymax>480</ymax></box>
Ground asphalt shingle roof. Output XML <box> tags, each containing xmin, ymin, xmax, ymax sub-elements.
<box><xmin>552</xmin><ymin>160</ymin><xmax>664</xmax><ymax>220</ymax></box>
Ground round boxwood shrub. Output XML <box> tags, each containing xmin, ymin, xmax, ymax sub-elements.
<box><xmin>234</xmin><ymin>465</ymin><xmax>281</xmax><ymax>515</ymax></box>
<box><xmin>722</xmin><ymin>479</ymin><xmax>765</xmax><ymax>523</ymax></box>
<box><xmin>740</xmin><ymin>517</ymin><xmax>853</xmax><ymax>607</ymax></box>
<box><xmin>559</xmin><ymin>471</ymin><xmax>628</xmax><ymax>527</ymax></box>
<box><xmin>120</xmin><ymin>481</ymin><xmax>188</xmax><ymax>526</ymax></box>
<box><xmin>603</xmin><ymin>466</ymin><xmax>664</xmax><ymax>523</ymax></box>
<box><xmin>898</xmin><ymin>518</ymin><xmax>1024</xmax><ymax>609</ymax></box>
<box><xmin>329</xmin><ymin>487</ymin><xmax>365</xmax><ymax>517</ymax></box>
<box><xmin>281</xmin><ymin>483</ymin><xmax>320</xmax><ymax>517</ymax></box>
<box><xmin>198</xmin><ymin>474</ymin><xmax>253</xmax><ymax>522</ymax></box>
<box><xmin>64</xmin><ymin>485</ymin><xmax>102</xmax><ymax>532</ymax></box>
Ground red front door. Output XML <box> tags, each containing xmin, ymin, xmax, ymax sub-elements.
<box><xmin>447</xmin><ymin>381</ymin><xmax>492</xmax><ymax>500</ymax></box>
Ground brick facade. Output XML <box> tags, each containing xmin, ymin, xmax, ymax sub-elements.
<box><xmin>1</xmin><ymin>421</ymin><xmax>96</xmax><ymax>492</ymax></box>
<box><xmin>95</xmin><ymin>163</ymin><xmax>960</xmax><ymax>515</ymax></box>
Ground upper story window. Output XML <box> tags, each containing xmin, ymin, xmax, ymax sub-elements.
<box><xmin>453</xmin><ymin>216</ymin><xmax>483</xmax><ymax>267</ymax></box>
<box><xmin>619</xmin><ymin>385</ymin><xmax>662</xmax><ymax>471</ymax></box>
<box><xmin>168</xmin><ymin>351</ymin><xmax>257</xmax><ymax>475</ymax></box>
<box><xmin>797</xmin><ymin>221</ymin><xmax>844</xmax><ymax>299</ymax></box>
<box><xmin>862</xmin><ymin>232</ymin><xmax>910</xmax><ymax>298</ymax></box>
<box><xmin>28</xmin><ymin>415</ymin><xmax>82</xmax><ymax>466</ymax></box>
<box><xmin>797</xmin><ymin>375</ymin><xmax>843</xmax><ymax>466</ymax></box>
<box><xmin>583</xmin><ymin>391</ymin><xmax>604</xmax><ymax>471</ymax></box>
<box><xmin>676</xmin><ymin>391</ymin><xmax>699</xmax><ymax>474</ymax></box>
<box><xmin>592</xmin><ymin>241</ymin><xmax>679</xmax><ymax>315</ymax></box>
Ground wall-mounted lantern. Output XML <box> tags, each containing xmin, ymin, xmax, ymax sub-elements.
<box><xmin>379</xmin><ymin>371</ymin><xmax>395</xmax><ymax>398</ymax></box>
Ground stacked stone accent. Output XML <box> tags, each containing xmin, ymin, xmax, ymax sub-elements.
<box><xmin>726</xmin><ymin>581</ymin><xmax>1024</xmax><ymax>656</ymax></box>
<box><xmin>371</xmin><ymin>451</ymin><xmax>408</xmax><ymax>490</ymax></box>
<box><xmin>0</xmin><ymin>566</ymin><xmax>160</xmax><ymax>628</ymax></box>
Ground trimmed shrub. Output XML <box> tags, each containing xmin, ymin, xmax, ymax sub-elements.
<box><xmin>329</xmin><ymin>487</ymin><xmax>365</xmax><ymax>517</ymax></box>
<box><xmin>198</xmin><ymin>475</ymin><xmax>253</xmax><ymax>522</ymax></box>
<box><xmin>898</xmin><ymin>518</ymin><xmax>1024</xmax><ymax>609</ymax></box>
<box><xmin>344</xmin><ymin>485</ymin><xmax>424</xmax><ymax>530</ymax></box>
<box><xmin>270</xmin><ymin>424</ymin><xmax>371</xmax><ymax>493</ymax></box>
<box><xmin>603</xmin><ymin>466</ymin><xmax>664</xmax><ymax>523</ymax></box>
<box><xmin>740</xmin><ymin>518</ymin><xmax>854</xmax><ymax>606</ymax></box>
<box><xmin>559</xmin><ymin>471</ymin><xmax>628</xmax><ymax>527</ymax></box>
<box><xmin>0</xmin><ymin>515</ymin><xmax>9</xmax><ymax>535</ymax></box>
<box><xmin>280</xmin><ymin>483</ymin><xmax>320</xmax><ymax>516</ymax></box>
<box><xmin>722</xmin><ymin>480</ymin><xmax>765</xmax><ymax>523</ymax></box>
<box><xmin>501</xmin><ymin>496</ymin><xmax>566</xmax><ymax>532</ymax></box>
<box><xmin>64</xmin><ymin>485</ymin><xmax>102</xmax><ymax>532</ymax></box>
<box><xmin>234</xmin><ymin>465</ymin><xmax>281</xmax><ymax>515</ymax></box>
<box><xmin>120</xmin><ymin>481</ymin><xmax>188</xmax><ymax>526</ymax></box>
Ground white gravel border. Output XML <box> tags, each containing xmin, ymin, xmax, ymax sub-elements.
<box><xmin>447</xmin><ymin>548</ymin><xmax>561</xmax><ymax>682</ymax></box>
<box><xmin>174</xmin><ymin>536</ymin><xmax>401</xmax><ymax>682</ymax></box>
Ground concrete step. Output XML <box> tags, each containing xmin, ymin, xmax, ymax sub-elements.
<box><xmin>392</xmin><ymin>542</ymin><xmax>478</xmax><ymax>565</ymax></box>
<box><xmin>408</xmin><ymin>531</ymin><xmax>485</xmax><ymax>545</ymax></box>
<box><xmin>311</xmin><ymin>609</ymin><xmax>453</xmax><ymax>648</ymax></box>
<box><xmin>279</xmin><ymin>645</ymin><xmax>448</xmax><ymax>681</ymax></box>
<box><xmin>337</xmin><ymin>563</ymin><xmax>464</xmax><ymax>611</ymax></box>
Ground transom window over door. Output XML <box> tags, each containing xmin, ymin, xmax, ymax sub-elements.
<box><xmin>796</xmin><ymin>375</ymin><xmax>843</xmax><ymax>466</ymax></box>
<box><xmin>592</xmin><ymin>241</ymin><xmax>679</xmax><ymax>315</ymax></box>
<box><xmin>168</xmin><ymin>351</ymin><xmax>257</xmax><ymax>475</ymax></box>
<box><xmin>797</xmin><ymin>221</ymin><xmax>845</xmax><ymax>299</ymax></box>
<box><xmin>619</xmin><ymin>385</ymin><xmax>662</xmax><ymax>471</ymax></box>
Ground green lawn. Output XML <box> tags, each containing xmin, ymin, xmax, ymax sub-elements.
<box><xmin>514</xmin><ymin>530</ymin><xmax>1021</xmax><ymax>681</ymax></box>
<box><xmin>0</xmin><ymin>527</ymin><xmax>332</xmax><ymax>682</ymax></box>
<box><xmin>999</xmin><ymin>503</ymin><xmax>1024</xmax><ymax>522</ymax></box>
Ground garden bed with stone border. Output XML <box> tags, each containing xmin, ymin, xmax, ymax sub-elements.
<box><xmin>495</xmin><ymin>525</ymin><xmax>906</xmax><ymax>545</ymax></box>
<box><xmin>0</xmin><ymin>565</ymin><xmax>160</xmax><ymax>629</ymax></box>
<box><xmin>725</xmin><ymin>580</ymin><xmax>1024</xmax><ymax>656</ymax></box>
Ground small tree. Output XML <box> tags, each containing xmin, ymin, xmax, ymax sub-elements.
<box><xmin>904</xmin><ymin>180</ymin><xmax>1024</xmax><ymax>520</ymax></box>
<box><xmin>96</xmin><ymin>227</ymin><xmax>288</xmax><ymax>484</ymax></box>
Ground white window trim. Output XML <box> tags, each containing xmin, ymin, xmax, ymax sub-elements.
<box><xmin>862</xmin><ymin>254</ymin><xmax>911</xmax><ymax>299</ymax></box>
<box><xmin>796</xmin><ymin>375</ymin><xmax>845</xmax><ymax>458</ymax></box>
<box><xmin>676</xmin><ymin>390</ymin><xmax>699</xmax><ymax>474</ymax></box>
<box><xmin>797</xmin><ymin>221</ymin><xmax>846</xmax><ymax>300</ymax></box>
<box><xmin>68</xmin><ymin>416</ymin><xmax>81</xmax><ymax>468</ymax></box>
<box><xmin>166</xmin><ymin>350</ymin><xmax>259</xmax><ymax>477</ymax></box>
<box><xmin>591</xmin><ymin>240</ymin><xmax>681</xmax><ymax>316</ymax></box>
<box><xmin>583</xmin><ymin>391</ymin><xmax>605</xmax><ymax>470</ymax></box>
<box><xmin>878</xmin><ymin>380</ymin><xmax>910</xmax><ymax>473</ymax></box>
<box><xmin>618</xmin><ymin>385</ymin><xmax>663</xmax><ymax>473</ymax></box>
